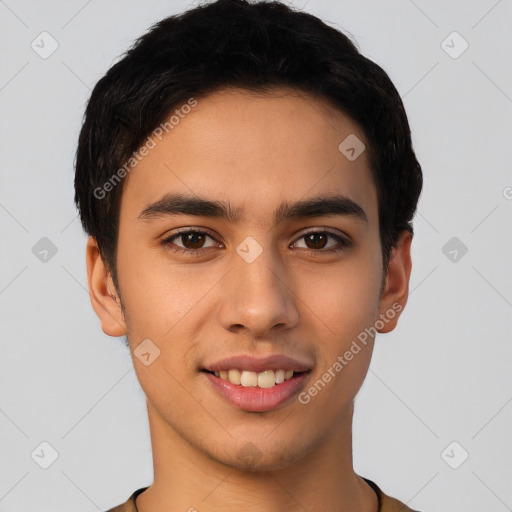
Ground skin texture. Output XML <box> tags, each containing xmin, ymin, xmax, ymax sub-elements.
<box><xmin>87</xmin><ymin>87</ymin><xmax>412</xmax><ymax>512</ymax></box>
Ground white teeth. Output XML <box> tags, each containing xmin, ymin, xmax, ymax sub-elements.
<box><xmin>240</xmin><ymin>371</ymin><xmax>258</xmax><ymax>387</ymax></box>
<box><xmin>257</xmin><ymin>370</ymin><xmax>275</xmax><ymax>388</ymax></box>
<box><xmin>228</xmin><ymin>369</ymin><xmax>241</xmax><ymax>385</ymax></box>
<box><xmin>275</xmin><ymin>369</ymin><xmax>285</xmax><ymax>384</ymax></box>
<box><xmin>211</xmin><ymin>369</ymin><xmax>298</xmax><ymax>388</ymax></box>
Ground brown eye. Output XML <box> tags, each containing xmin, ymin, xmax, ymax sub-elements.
<box><xmin>304</xmin><ymin>233</ymin><xmax>328</xmax><ymax>250</ymax></box>
<box><xmin>180</xmin><ymin>232</ymin><xmax>207</xmax><ymax>249</ymax></box>
<box><xmin>292</xmin><ymin>230</ymin><xmax>350</xmax><ymax>254</ymax></box>
<box><xmin>161</xmin><ymin>229</ymin><xmax>219</xmax><ymax>254</ymax></box>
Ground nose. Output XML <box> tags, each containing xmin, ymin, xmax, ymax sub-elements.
<box><xmin>218</xmin><ymin>243</ymin><xmax>299</xmax><ymax>338</ymax></box>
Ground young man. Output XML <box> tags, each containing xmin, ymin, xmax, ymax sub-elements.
<box><xmin>74</xmin><ymin>0</ymin><xmax>424</xmax><ymax>510</ymax></box>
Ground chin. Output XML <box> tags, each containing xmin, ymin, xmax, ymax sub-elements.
<box><xmin>212</xmin><ymin>441</ymin><xmax>304</xmax><ymax>473</ymax></box>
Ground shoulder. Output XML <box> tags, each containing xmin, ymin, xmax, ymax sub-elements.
<box><xmin>104</xmin><ymin>487</ymin><xmax>148</xmax><ymax>512</ymax></box>
<box><xmin>364</xmin><ymin>478</ymin><xmax>424</xmax><ymax>512</ymax></box>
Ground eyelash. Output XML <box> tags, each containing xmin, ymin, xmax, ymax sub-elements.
<box><xmin>160</xmin><ymin>228</ymin><xmax>351</xmax><ymax>256</ymax></box>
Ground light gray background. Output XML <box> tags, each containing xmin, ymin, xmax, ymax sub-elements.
<box><xmin>1</xmin><ymin>0</ymin><xmax>511</xmax><ymax>511</ymax></box>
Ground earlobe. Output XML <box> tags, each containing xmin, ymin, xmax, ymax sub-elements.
<box><xmin>377</xmin><ymin>230</ymin><xmax>413</xmax><ymax>334</ymax></box>
<box><xmin>86</xmin><ymin>237</ymin><xmax>127</xmax><ymax>337</ymax></box>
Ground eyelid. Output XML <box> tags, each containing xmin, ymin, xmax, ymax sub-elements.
<box><xmin>290</xmin><ymin>228</ymin><xmax>351</xmax><ymax>252</ymax></box>
<box><xmin>164</xmin><ymin>226</ymin><xmax>218</xmax><ymax>239</ymax></box>
<box><xmin>161</xmin><ymin>227</ymin><xmax>221</xmax><ymax>248</ymax></box>
<box><xmin>291</xmin><ymin>227</ymin><xmax>350</xmax><ymax>243</ymax></box>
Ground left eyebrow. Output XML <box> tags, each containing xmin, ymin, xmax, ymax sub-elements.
<box><xmin>138</xmin><ymin>192</ymin><xmax>368</xmax><ymax>224</ymax></box>
<box><xmin>274</xmin><ymin>194</ymin><xmax>368</xmax><ymax>224</ymax></box>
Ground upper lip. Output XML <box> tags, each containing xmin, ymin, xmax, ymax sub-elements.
<box><xmin>202</xmin><ymin>354</ymin><xmax>312</xmax><ymax>373</ymax></box>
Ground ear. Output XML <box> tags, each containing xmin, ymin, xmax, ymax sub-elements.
<box><xmin>377</xmin><ymin>230</ymin><xmax>413</xmax><ymax>333</ymax></box>
<box><xmin>86</xmin><ymin>237</ymin><xmax>127</xmax><ymax>337</ymax></box>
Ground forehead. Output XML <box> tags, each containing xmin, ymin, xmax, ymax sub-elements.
<box><xmin>120</xmin><ymin>87</ymin><xmax>378</xmax><ymax>227</ymax></box>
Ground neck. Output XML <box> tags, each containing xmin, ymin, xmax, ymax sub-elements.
<box><xmin>136</xmin><ymin>401</ymin><xmax>378</xmax><ymax>512</ymax></box>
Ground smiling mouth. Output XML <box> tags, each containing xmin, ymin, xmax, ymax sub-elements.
<box><xmin>202</xmin><ymin>369</ymin><xmax>309</xmax><ymax>388</ymax></box>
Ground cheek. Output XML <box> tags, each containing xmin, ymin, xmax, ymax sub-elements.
<box><xmin>300</xmin><ymin>249</ymin><xmax>381</xmax><ymax>391</ymax></box>
<box><xmin>307</xmin><ymin>257</ymin><xmax>381</xmax><ymax>340</ymax></box>
<box><xmin>296</xmin><ymin>269</ymin><xmax>380</xmax><ymax>417</ymax></box>
<box><xmin>117</xmin><ymin>243</ymin><xmax>220</xmax><ymax>336</ymax></box>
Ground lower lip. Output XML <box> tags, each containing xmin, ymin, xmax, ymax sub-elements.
<box><xmin>202</xmin><ymin>371</ymin><xmax>311</xmax><ymax>412</ymax></box>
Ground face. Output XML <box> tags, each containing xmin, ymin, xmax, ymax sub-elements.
<box><xmin>88</xmin><ymin>87</ymin><xmax>411</xmax><ymax>471</ymax></box>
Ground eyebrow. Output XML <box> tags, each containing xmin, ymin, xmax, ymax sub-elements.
<box><xmin>138</xmin><ymin>192</ymin><xmax>368</xmax><ymax>224</ymax></box>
